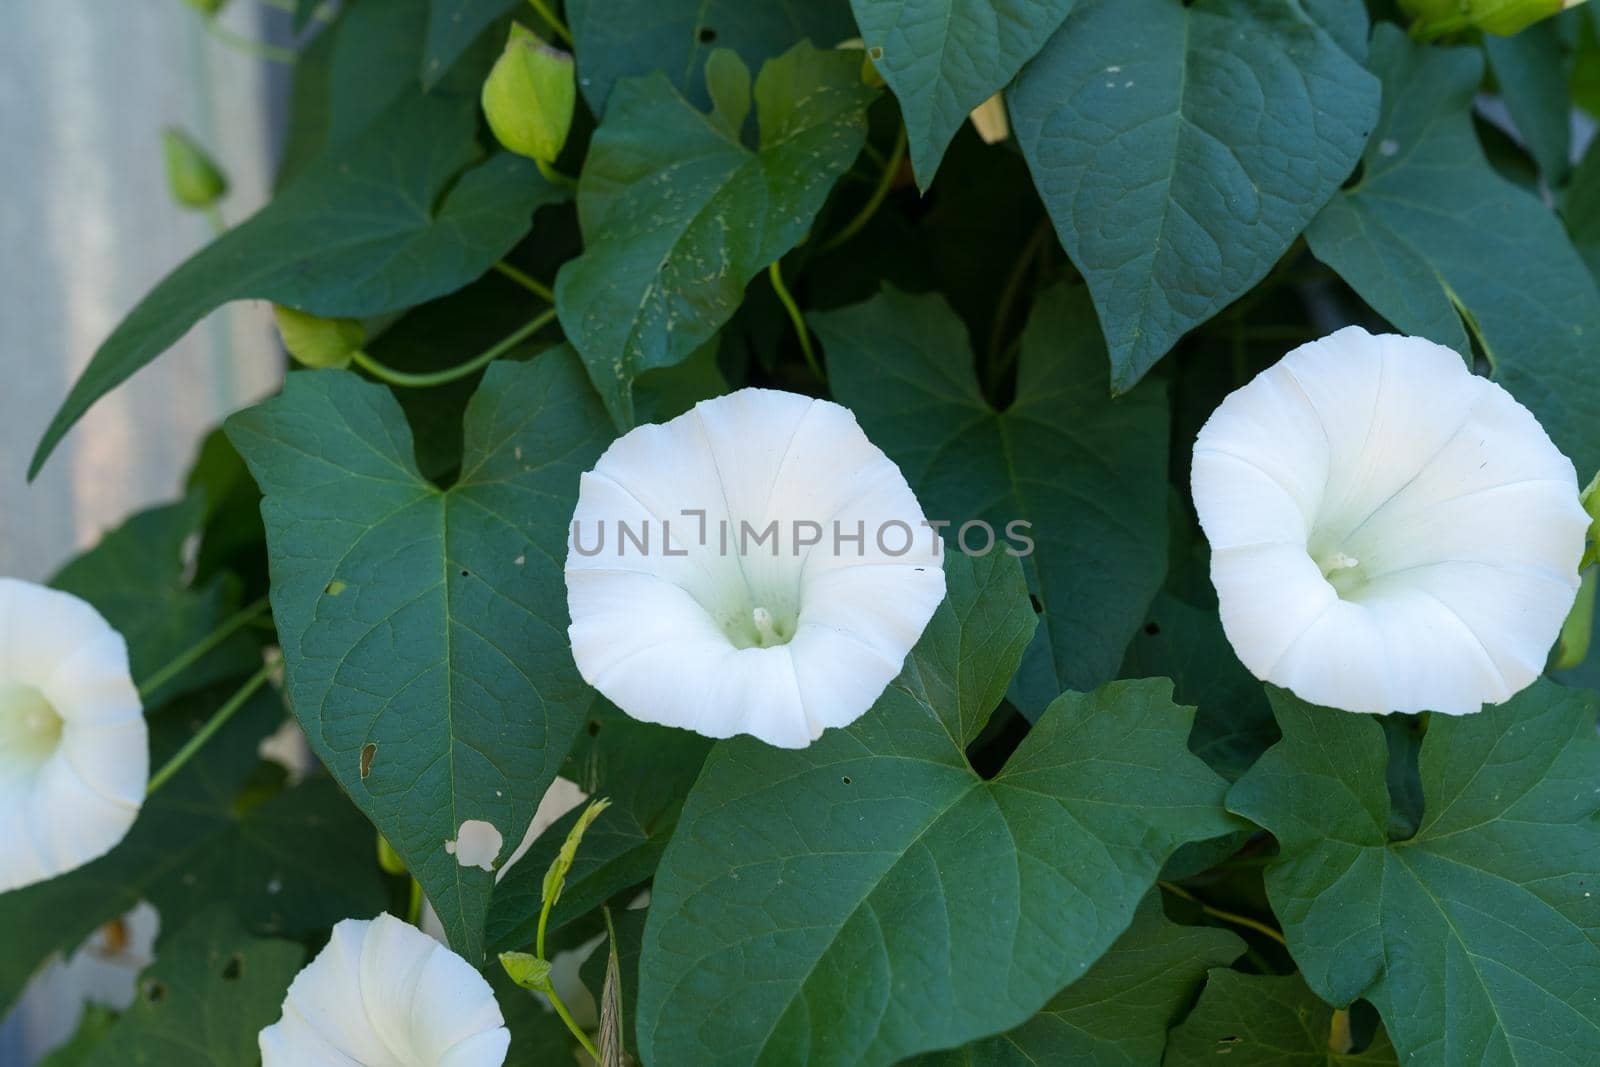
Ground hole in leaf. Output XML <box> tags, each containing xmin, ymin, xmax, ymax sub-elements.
<box><xmin>1143</xmin><ymin>621</ymin><xmax>1161</xmax><ymax>636</ymax></box>
<box><xmin>868</xmin><ymin>45</ymin><xmax>883</xmax><ymax>60</ymax></box>
<box><xmin>1028</xmin><ymin>595</ymin><xmax>1043</xmax><ymax>614</ymax></box>
<box><xmin>840</xmin><ymin>776</ymin><xmax>852</xmax><ymax>785</ymax></box>
<box><xmin>144</xmin><ymin>980</ymin><xmax>167</xmax><ymax>1004</ymax></box>
<box><xmin>459</xmin><ymin>569</ymin><xmax>470</xmax><ymax>578</ymax></box>
<box><xmin>222</xmin><ymin>953</ymin><xmax>244</xmax><ymax>981</ymax></box>
<box><xmin>360</xmin><ymin>743</ymin><xmax>377</xmax><ymax>779</ymax></box>
<box><xmin>698</xmin><ymin>26</ymin><xmax>717</xmax><ymax>42</ymax></box>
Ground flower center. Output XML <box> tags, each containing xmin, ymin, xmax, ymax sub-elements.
<box><xmin>0</xmin><ymin>681</ymin><xmax>63</xmax><ymax>779</ymax></box>
<box><xmin>1315</xmin><ymin>548</ymin><xmax>1367</xmax><ymax>597</ymax></box>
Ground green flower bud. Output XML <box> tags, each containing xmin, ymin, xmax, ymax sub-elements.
<box><xmin>498</xmin><ymin>951</ymin><xmax>553</xmax><ymax>993</ymax></box>
<box><xmin>540</xmin><ymin>797</ymin><xmax>610</xmax><ymax>908</ymax></box>
<box><xmin>183</xmin><ymin>0</ymin><xmax>230</xmax><ymax>16</ymax></box>
<box><xmin>162</xmin><ymin>127</ymin><xmax>228</xmax><ymax>210</ymax></box>
<box><xmin>481</xmin><ymin>24</ymin><xmax>575</xmax><ymax>164</ymax></box>
<box><xmin>272</xmin><ymin>305</ymin><xmax>365</xmax><ymax>370</ymax></box>
<box><xmin>1403</xmin><ymin>0</ymin><xmax>1582</xmax><ymax>38</ymax></box>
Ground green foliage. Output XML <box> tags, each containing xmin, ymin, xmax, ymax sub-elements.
<box><xmin>1231</xmin><ymin>683</ymin><xmax>1600</xmax><ymax>1063</ymax></box>
<box><xmin>555</xmin><ymin>41</ymin><xmax>875</xmax><ymax>426</ymax></box>
<box><xmin>78</xmin><ymin>910</ymin><xmax>304</xmax><ymax>1067</ymax></box>
<box><xmin>636</xmin><ymin>553</ymin><xmax>1236</xmax><ymax>1064</ymax></box>
<box><xmin>1307</xmin><ymin>25</ymin><xmax>1600</xmax><ymax>474</ymax></box>
<box><xmin>912</xmin><ymin>895</ymin><xmax>1244</xmax><ymax>1066</ymax></box>
<box><xmin>817</xmin><ymin>284</ymin><xmax>1169</xmax><ymax>714</ymax></box>
<box><xmin>1165</xmin><ymin>970</ymin><xmax>1398</xmax><ymax>1065</ymax></box>
<box><xmin>19</xmin><ymin>1</ymin><xmax>1600</xmax><ymax>1063</ymax></box>
<box><xmin>226</xmin><ymin>353</ymin><xmax>611</xmax><ymax>962</ymax></box>
<box><xmin>1009</xmin><ymin>0</ymin><xmax>1380</xmax><ymax>392</ymax></box>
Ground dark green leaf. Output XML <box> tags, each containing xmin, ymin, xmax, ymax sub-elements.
<box><xmin>0</xmin><ymin>683</ymin><xmax>281</xmax><ymax>1013</ymax></box>
<box><xmin>1306</xmin><ymin>26</ymin><xmax>1600</xmax><ymax>476</ymax></box>
<box><xmin>1484</xmin><ymin>22</ymin><xmax>1572</xmax><ymax>185</ymax></box>
<box><xmin>910</xmin><ymin>894</ymin><xmax>1242</xmax><ymax>1066</ymax></box>
<box><xmin>816</xmin><ymin>283</ymin><xmax>1169</xmax><ymax>716</ymax></box>
<box><xmin>1121</xmin><ymin>592</ymin><xmax>1278</xmax><ymax>781</ymax></box>
<box><xmin>96</xmin><ymin>910</ymin><xmax>304</xmax><ymax>1067</ymax></box>
<box><xmin>33</xmin><ymin>89</ymin><xmax>563</xmax><ymax>479</ymax></box>
<box><xmin>849</xmin><ymin>0</ymin><xmax>1075</xmax><ymax>187</ymax></box>
<box><xmin>636</xmin><ymin>552</ymin><xmax>1236</xmax><ymax>1065</ymax></box>
<box><xmin>567</xmin><ymin>0</ymin><xmax>856</xmax><ymax>113</ymax></box>
<box><xmin>1229</xmin><ymin>682</ymin><xmax>1600</xmax><ymax>1064</ymax></box>
<box><xmin>425</xmin><ymin>0</ymin><xmax>519</xmax><ymax>89</ymax></box>
<box><xmin>556</xmin><ymin>42</ymin><xmax>874</xmax><ymax>427</ymax></box>
<box><xmin>51</xmin><ymin>496</ymin><xmax>257</xmax><ymax>706</ymax></box>
<box><xmin>1165</xmin><ymin>970</ymin><xmax>1398</xmax><ymax>1065</ymax></box>
<box><xmin>1010</xmin><ymin>0</ymin><xmax>1378</xmax><ymax>391</ymax></box>
<box><xmin>225</xmin><ymin>352</ymin><xmax>612</xmax><ymax>962</ymax></box>
<box><xmin>487</xmin><ymin>703</ymin><xmax>710</xmax><ymax>952</ymax></box>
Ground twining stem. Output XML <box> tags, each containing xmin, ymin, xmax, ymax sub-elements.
<box><xmin>492</xmin><ymin>261</ymin><xmax>556</xmax><ymax>303</ymax></box>
<box><xmin>1158</xmin><ymin>880</ymin><xmax>1288</xmax><ymax>947</ymax></box>
<box><xmin>138</xmin><ymin>595</ymin><xmax>271</xmax><ymax>700</ymax></box>
<box><xmin>534</xmin><ymin>889</ymin><xmax>600</xmax><ymax>1059</ymax></box>
<box><xmin>526</xmin><ymin>0</ymin><xmax>574</xmax><ymax>45</ymax></box>
<box><xmin>201</xmin><ymin>18</ymin><xmax>298</xmax><ymax>64</ymax></box>
<box><xmin>985</xmin><ymin>218</ymin><xmax>1052</xmax><ymax>372</ymax></box>
<box><xmin>821</xmin><ymin>126</ymin><xmax>907</xmax><ymax>252</ymax></box>
<box><xmin>769</xmin><ymin>259</ymin><xmax>825</xmax><ymax>383</ymax></box>
<box><xmin>351</xmin><ymin>307</ymin><xmax>559</xmax><ymax>388</ymax></box>
<box><xmin>146</xmin><ymin>655</ymin><xmax>280</xmax><ymax>796</ymax></box>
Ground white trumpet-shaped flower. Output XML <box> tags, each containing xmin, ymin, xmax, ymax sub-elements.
<box><xmin>258</xmin><ymin>913</ymin><xmax>510</xmax><ymax>1066</ymax></box>
<box><xmin>0</xmin><ymin>579</ymin><xmax>144</xmax><ymax>893</ymax></box>
<box><xmin>1193</xmin><ymin>327</ymin><xmax>1588</xmax><ymax>715</ymax></box>
<box><xmin>565</xmin><ymin>388</ymin><xmax>947</xmax><ymax>748</ymax></box>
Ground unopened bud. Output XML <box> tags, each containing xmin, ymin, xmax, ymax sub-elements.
<box><xmin>482</xmin><ymin>24</ymin><xmax>575</xmax><ymax>164</ymax></box>
<box><xmin>273</xmin><ymin>305</ymin><xmax>364</xmax><ymax>370</ymax></box>
<box><xmin>1403</xmin><ymin>0</ymin><xmax>1583</xmax><ymax>37</ymax></box>
<box><xmin>162</xmin><ymin>127</ymin><xmax>228</xmax><ymax>209</ymax></box>
<box><xmin>498</xmin><ymin>951</ymin><xmax>553</xmax><ymax>993</ymax></box>
<box><xmin>376</xmin><ymin>834</ymin><xmax>407</xmax><ymax>877</ymax></box>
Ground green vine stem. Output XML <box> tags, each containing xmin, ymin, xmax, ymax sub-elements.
<box><xmin>821</xmin><ymin>126</ymin><xmax>907</xmax><ymax>252</ymax></box>
<box><xmin>146</xmin><ymin>654</ymin><xmax>281</xmax><ymax>796</ymax></box>
<box><xmin>1158</xmin><ymin>880</ymin><xmax>1288</xmax><ymax>947</ymax></box>
<box><xmin>137</xmin><ymin>594</ymin><xmax>271</xmax><ymax>700</ymax></box>
<box><xmin>351</xmin><ymin>307</ymin><xmax>558</xmax><ymax>388</ymax></box>
<box><xmin>527</xmin><ymin>0</ymin><xmax>574</xmax><ymax>46</ymax></box>
<box><xmin>531</xmin><ymin>891</ymin><xmax>600</xmax><ymax>1058</ymax></box>
<box><xmin>768</xmin><ymin>259</ymin><xmax>825</xmax><ymax>383</ymax></box>
<box><xmin>492</xmin><ymin>260</ymin><xmax>556</xmax><ymax>303</ymax></box>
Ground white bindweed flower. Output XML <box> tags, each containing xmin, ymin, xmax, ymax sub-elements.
<box><xmin>258</xmin><ymin>913</ymin><xmax>510</xmax><ymax>1067</ymax></box>
<box><xmin>0</xmin><ymin>579</ymin><xmax>144</xmax><ymax>893</ymax></box>
<box><xmin>565</xmin><ymin>388</ymin><xmax>947</xmax><ymax>748</ymax></box>
<box><xmin>1193</xmin><ymin>327</ymin><xmax>1588</xmax><ymax>715</ymax></box>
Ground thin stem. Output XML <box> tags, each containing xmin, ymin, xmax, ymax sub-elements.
<box><xmin>146</xmin><ymin>655</ymin><xmax>279</xmax><ymax>796</ymax></box>
<box><xmin>526</xmin><ymin>0</ymin><xmax>574</xmax><ymax>46</ymax></box>
<box><xmin>768</xmin><ymin>260</ymin><xmax>824</xmax><ymax>383</ymax></box>
<box><xmin>1329</xmin><ymin>1007</ymin><xmax>1355</xmax><ymax>1055</ymax></box>
<box><xmin>493</xmin><ymin>261</ymin><xmax>555</xmax><ymax>303</ymax></box>
<box><xmin>821</xmin><ymin>126</ymin><xmax>907</xmax><ymax>252</ymax></box>
<box><xmin>138</xmin><ymin>595</ymin><xmax>270</xmax><ymax>700</ymax></box>
<box><xmin>986</xmin><ymin>219</ymin><xmax>1051</xmax><ymax>364</ymax></box>
<box><xmin>351</xmin><ymin>308</ymin><xmax>558</xmax><ymax>388</ymax></box>
<box><xmin>202</xmin><ymin>18</ymin><xmax>298</xmax><ymax>64</ymax></box>
<box><xmin>204</xmin><ymin>205</ymin><xmax>227</xmax><ymax>237</ymax></box>
<box><xmin>549</xmin><ymin>988</ymin><xmax>599</xmax><ymax>1059</ymax></box>
<box><xmin>535</xmin><ymin>158</ymin><xmax>578</xmax><ymax>189</ymax></box>
<box><xmin>1158</xmin><ymin>881</ymin><xmax>1288</xmax><ymax>947</ymax></box>
<box><xmin>532</xmin><ymin>881</ymin><xmax>599</xmax><ymax>1058</ymax></box>
<box><xmin>406</xmin><ymin>878</ymin><xmax>424</xmax><ymax>925</ymax></box>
